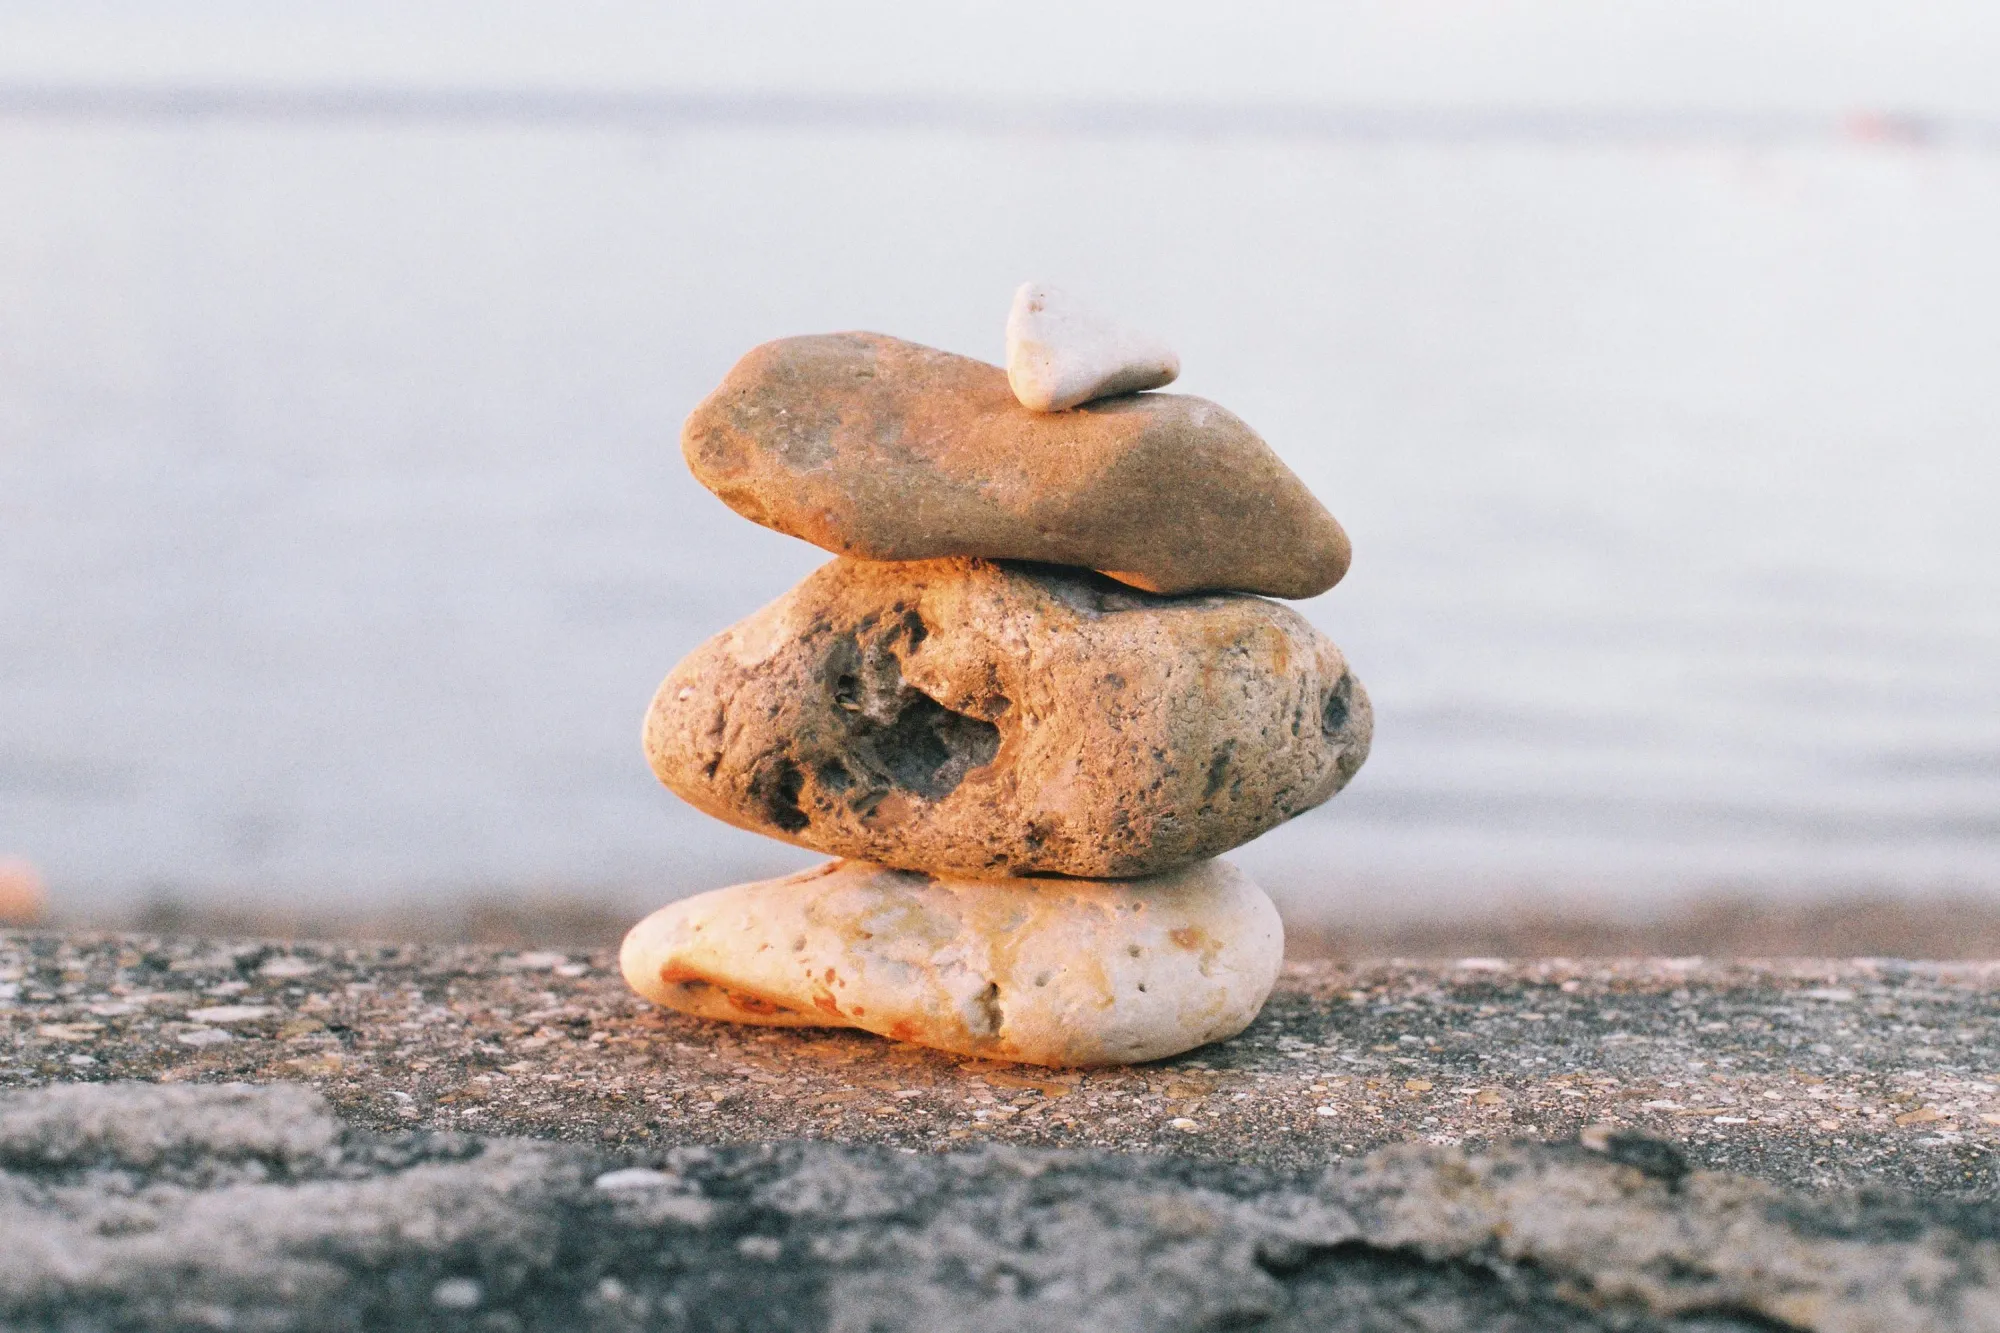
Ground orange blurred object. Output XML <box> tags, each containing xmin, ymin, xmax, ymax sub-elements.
<box><xmin>0</xmin><ymin>859</ymin><xmax>47</xmax><ymax>925</ymax></box>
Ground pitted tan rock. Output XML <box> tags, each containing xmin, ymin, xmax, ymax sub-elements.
<box><xmin>681</xmin><ymin>331</ymin><xmax>1350</xmax><ymax>599</ymax></box>
<box><xmin>644</xmin><ymin>557</ymin><xmax>1371</xmax><ymax>879</ymax></box>
<box><xmin>619</xmin><ymin>858</ymin><xmax>1284</xmax><ymax>1066</ymax></box>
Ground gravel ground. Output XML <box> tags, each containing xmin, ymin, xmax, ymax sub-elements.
<box><xmin>6</xmin><ymin>931</ymin><xmax>2000</xmax><ymax>1198</ymax></box>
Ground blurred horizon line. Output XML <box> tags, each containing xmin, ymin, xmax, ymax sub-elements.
<box><xmin>3</xmin><ymin>83</ymin><xmax>1996</xmax><ymax>148</ymax></box>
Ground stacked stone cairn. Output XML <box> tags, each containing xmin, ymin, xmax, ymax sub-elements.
<box><xmin>620</xmin><ymin>284</ymin><xmax>1373</xmax><ymax>1067</ymax></box>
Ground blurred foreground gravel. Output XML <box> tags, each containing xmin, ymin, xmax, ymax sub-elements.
<box><xmin>7</xmin><ymin>1080</ymin><xmax>2000</xmax><ymax>1332</ymax></box>
<box><xmin>5</xmin><ymin>932</ymin><xmax>2000</xmax><ymax>1328</ymax></box>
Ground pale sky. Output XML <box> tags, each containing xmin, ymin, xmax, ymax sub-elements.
<box><xmin>1</xmin><ymin>0</ymin><xmax>1997</xmax><ymax>117</ymax></box>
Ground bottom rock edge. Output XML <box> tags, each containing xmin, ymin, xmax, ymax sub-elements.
<box><xmin>619</xmin><ymin>858</ymin><xmax>1282</xmax><ymax>1067</ymax></box>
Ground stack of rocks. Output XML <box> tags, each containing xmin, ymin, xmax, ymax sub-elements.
<box><xmin>621</xmin><ymin>285</ymin><xmax>1372</xmax><ymax>1067</ymax></box>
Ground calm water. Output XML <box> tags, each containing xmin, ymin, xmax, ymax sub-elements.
<box><xmin>3</xmin><ymin>116</ymin><xmax>1998</xmax><ymax>922</ymax></box>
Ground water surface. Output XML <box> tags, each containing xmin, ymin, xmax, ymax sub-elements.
<box><xmin>3</xmin><ymin>116</ymin><xmax>1997</xmax><ymax>920</ymax></box>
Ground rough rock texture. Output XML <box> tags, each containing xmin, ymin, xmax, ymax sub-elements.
<box><xmin>645</xmin><ymin>558</ymin><xmax>1371</xmax><ymax>879</ymax></box>
<box><xmin>682</xmin><ymin>331</ymin><xmax>1350</xmax><ymax>598</ymax></box>
<box><xmin>619</xmin><ymin>859</ymin><xmax>1284</xmax><ymax>1066</ymax></box>
<box><xmin>13</xmin><ymin>934</ymin><xmax>2000</xmax><ymax>1198</ymax></box>
<box><xmin>1004</xmin><ymin>281</ymin><xmax>1180</xmax><ymax>411</ymax></box>
<box><xmin>3</xmin><ymin>1081</ymin><xmax>1997</xmax><ymax>1332</ymax></box>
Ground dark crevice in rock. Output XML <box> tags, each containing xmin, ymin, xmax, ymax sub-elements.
<box><xmin>750</xmin><ymin>757</ymin><xmax>810</xmax><ymax>833</ymax></box>
<box><xmin>1005</xmin><ymin>561</ymin><xmax>1182</xmax><ymax>616</ymax></box>
<box><xmin>860</xmin><ymin>692</ymin><xmax>1000</xmax><ymax>803</ymax></box>
<box><xmin>832</xmin><ymin>674</ymin><xmax>864</xmax><ymax>711</ymax></box>
<box><xmin>1258</xmin><ymin>1241</ymin><xmax>1612</xmax><ymax>1331</ymax></box>
<box><xmin>1666</xmin><ymin>1309</ymin><xmax>1809</xmax><ymax>1332</ymax></box>
<box><xmin>821</xmin><ymin>634</ymin><xmax>867</xmax><ymax>706</ymax></box>
<box><xmin>1587</xmin><ymin>1131</ymin><xmax>1692</xmax><ymax>1187</ymax></box>
<box><xmin>811</xmin><ymin>625</ymin><xmax>1000</xmax><ymax>806</ymax></box>
<box><xmin>1765</xmin><ymin>1189</ymin><xmax>2000</xmax><ymax>1245</ymax></box>
<box><xmin>1258</xmin><ymin>1242</ymin><xmax>1799</xmax><ymax>1333</ymax></box>
<box><xmin>969</xmin><ymin>982</ymin><xmax>1003</xmax><ymax>1037</ymax></box>
<box><xmin>1321</xmin><ymin>673</ymin><xmax>1354</xmax><ymax>735</ymax></box>
<box><xmin>1203</xmin><ymin>741</ymin><xmax>1237</xmax><ymax>801</ymax></box>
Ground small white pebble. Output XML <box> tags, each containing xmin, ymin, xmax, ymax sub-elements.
<box><xmin>510</xmin><ymin>952</ymin><xmax>567</xmax><ymax>971</ymax></box>
<box><xmin>185</xmin><ymin>1005</ymin><xmax>274</xmax><ymax>1024</ymax></box>
<box><xmin>176</xmin><ymin>1027</ymin><xmax>233</xmax><ymax>1048</ymax></box>
<box><xmin>737</xmin><ymin>1236</ymin><xmax>782</xmax><ymax>1260</ymax></box>
<box><xmin>1314</xmin><ymin>1106</ymin><xmax>1339</xmax><ymax>1118</ymax></box>
<box><xmin>431</xmin><ymin>1278</ymin><xmax>482</xmax><ymax>1310</ymax></box>
<box><xmin>1004</xmin><ymin>282</ymin><xmax>1178</xmax><ymax>412</ymax></box>
<box><xmin>1169</xmin><ymin>1118</ymin><xmax>1200</xmax><ymax>1132</ymax></box>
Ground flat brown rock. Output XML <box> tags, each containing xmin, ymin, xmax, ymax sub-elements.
<box><xmin>682</xmin><ymin>332</ymin><xmax>1350</xmax><ymax>598</ymax></box>
<box><xmin>644</xmin><ymin>558</ymin><xmax>1372</xmax><ymax>878</ymax></box>
<box><xmin>619</xmin><ymin>858</ymin><xmax>1284</xmax><ymax>1067</ymax></box>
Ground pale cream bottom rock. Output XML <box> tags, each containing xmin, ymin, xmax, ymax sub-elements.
<box><xmin>619</xmin><ymin>858</ymin><xmax>1282</xmax><ymax>1067</ymax></box>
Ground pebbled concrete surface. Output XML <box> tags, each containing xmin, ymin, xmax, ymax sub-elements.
<box><xmin>7</xmin><ymin>933</ymin><xmax>2000</xmax><ymax>1197</ymax></box>
<box><xmin>4</xmin><ymin>1080</ymin><xmax>2000</xmax><ymax>1332</ymax></box>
